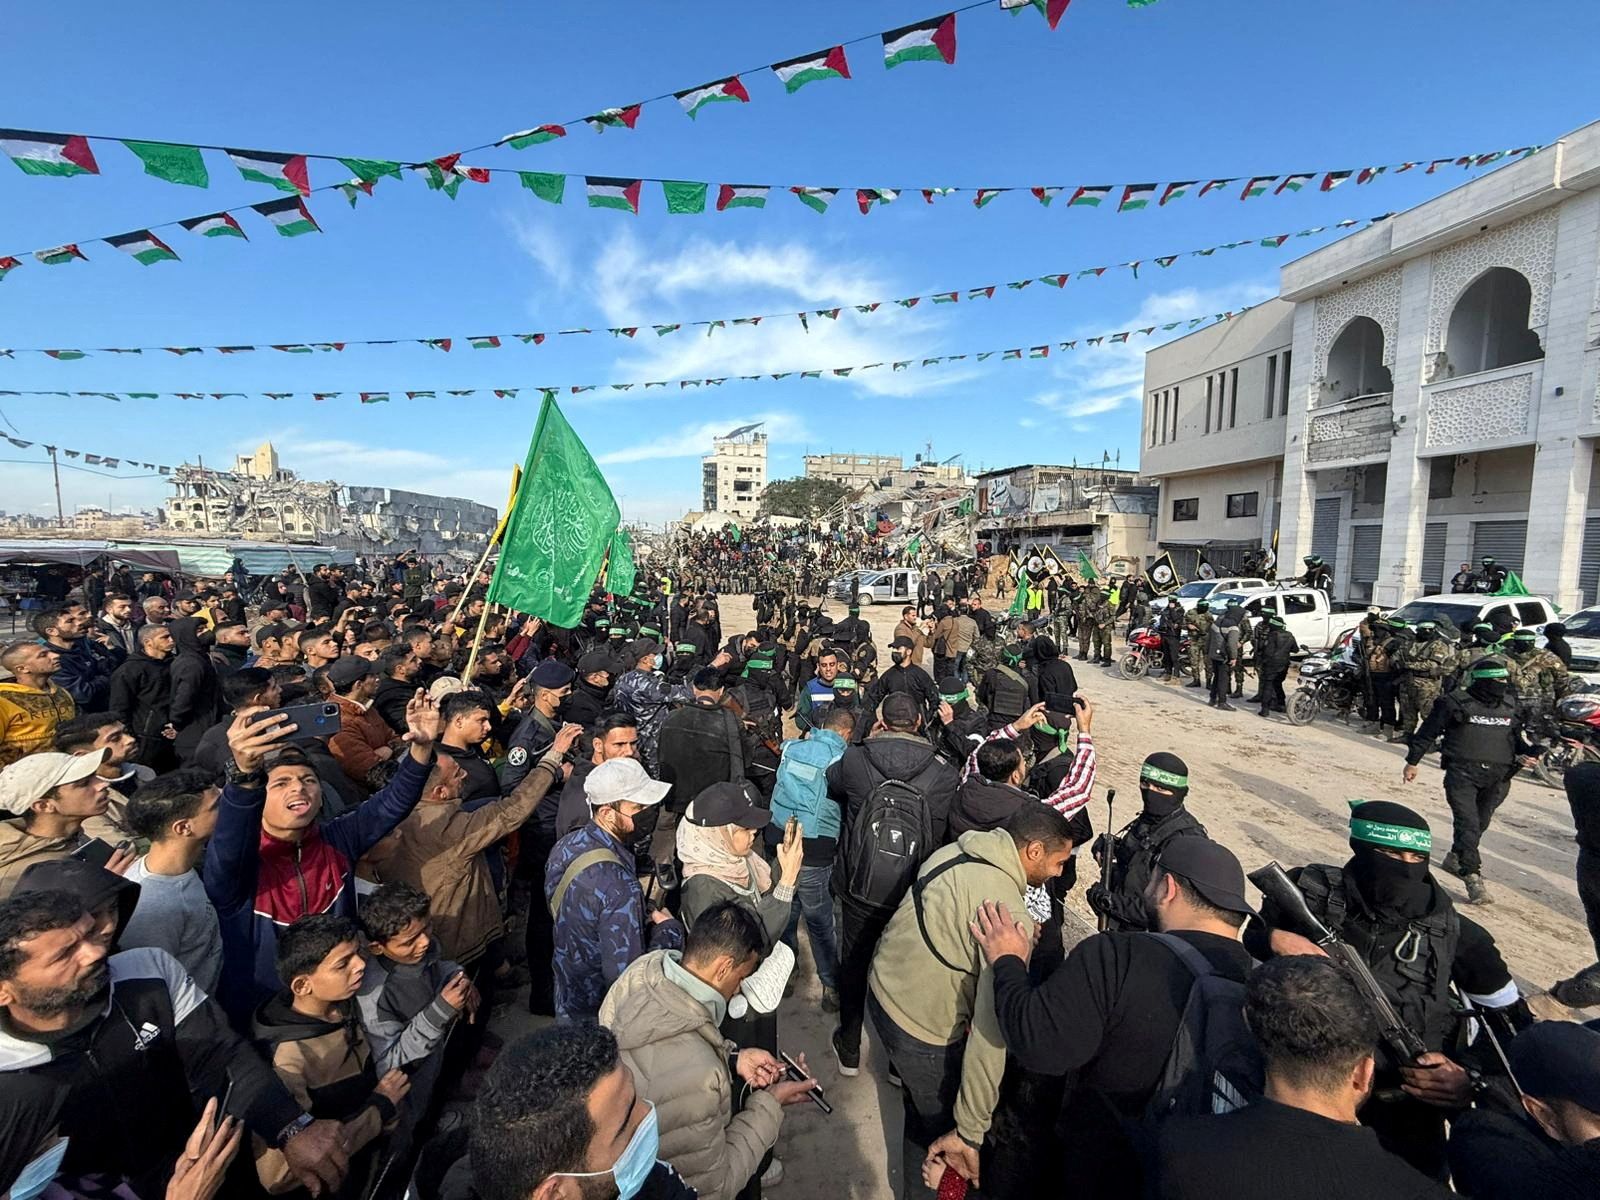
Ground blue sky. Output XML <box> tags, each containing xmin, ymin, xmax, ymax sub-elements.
<box><xmin>2</xmin><ymin>0</ymin><xmax>1596</xmax><ymax>526</ymax></box>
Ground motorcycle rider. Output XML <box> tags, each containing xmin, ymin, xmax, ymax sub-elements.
<box><xmin>1085</xmin><ymin>750</ymin><xmax>1208</xmax><ymax>931</ymax></box>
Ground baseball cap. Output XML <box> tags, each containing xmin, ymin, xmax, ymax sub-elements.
<box><xmin>1157</xmin><ymin>837</ymin><xmax>1257</xmax><ymax>917</ymax></box>
<box><xmin>628</xmin><ymin>638</ymin><xmax>662</xmax><ymax>662</ymax></box>
<box><xmin>576</xmin><ymin>650</ymin><xmax>613</xmax><ymax>677</ymax></box>
<box><xmin>585</xmin><ymin>758</ymin><xmax>670</xmax><ymax>809</ymax></box>
<box><xmin>531</xmin><ymin>659</ymin><xmax>576</xmax><ymax>689</ymax></box>
<box><xmin>254</xmin><ymin>621</ymin><xmax>289</xmax><ymax>648</ymax></box>
<box><xmin>889</xmin><ymin>635</ymin><xmax>916</xmax><ymax>649</ymax></box>
<box><xmin>689</xmin><ymin>780</ymin><xmax>772</xmax><ymax>830</ymax></box>
<box><xmin>0</xmin><ymin>750</ymin><xmax>106</xmax><ymax>815</ymax></box>
<box><xmin>326</xmin><ymin>657</ymin><xmax>375</xmax><ymax>689</ymax></box>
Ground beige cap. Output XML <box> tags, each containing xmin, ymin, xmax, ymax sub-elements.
<box><xmin>0</xmin><ymin>749</ymin><xmax>107</xmax><ymax>815</ymax></box>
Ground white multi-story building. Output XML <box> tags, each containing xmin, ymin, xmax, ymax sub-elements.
<box><xmin>1141</xmin><ymin>122</ymin><xmax>1600</xmax><ymax>609</ymax></box>
<box><xmin>804</xmin><ymin>451</ymin><xmax>968</xmax><ymax>491</ymax></box>
<box><xmin>701</xmin><ymin>425</ymin><xmax>768</xmax><ymax>520</ymax></box>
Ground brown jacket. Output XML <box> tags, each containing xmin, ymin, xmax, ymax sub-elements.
<box><xmin>893</xmin><ymin>618</ymin><xmax>928</xmax><ymax>656</ymax></box>
<box><xmin>377</xmin><ymin>746</ymin><xmax>562</xmax><ymax>965</ymax></box>
<box><xmin>0</xmin><ymin>820</ymin><xmax>85</xmax><ymax>898</ymax></box>
<box><xmin>328</xmin><ymin>694</ymin><xmax>397</xmax><ymax>786</ymax></box>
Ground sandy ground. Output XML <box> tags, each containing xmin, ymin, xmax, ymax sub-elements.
<box><xmin>494</xmin><ymin>592</ymin><xmax>1597</xmax><ymax>1200</ymax></box>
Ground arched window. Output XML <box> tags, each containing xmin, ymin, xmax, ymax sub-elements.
<box><xmin>1444</xmin><ymin>267</ymin><xmax>1543</xmax><ymax>376</ymax></box>
<box><xmin>1325</xmin><ymin>316</ymin><xmax>1393</xmax><ymax>401</ymax></box>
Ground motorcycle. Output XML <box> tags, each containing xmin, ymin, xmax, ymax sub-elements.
<box><xmin>1118</xmin><ymin>627</ymin><xmax>1191</xmax><ymax>680</ymax></box>
<box><xmin>1530</xmin><ymin>693</ymin><xmax>1600</xmax><ymax>789</ymax></box>
<box><xmin>1286</xmin><ymin>653</ymin><xmax>1362</xmax><ymax>726</ymax></box>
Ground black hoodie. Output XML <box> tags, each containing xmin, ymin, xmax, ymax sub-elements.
<box><xmin>168</xmin><ymin>617</ymin><xmax>224</xmax><ymax>758</ymax></box>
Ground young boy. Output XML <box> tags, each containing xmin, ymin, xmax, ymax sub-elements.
<box><xmin>120</xmin><ymin>767</ymin><xmax>224</xmax><ymax>992</ymax></box>
<box><xmin>356</xmin><ymin>881</ymin><xmax>477</xmax><ymax>1073</ymax></box>
<box><xmin>252</xmin><ymin>914</ymin><xmax>410</xmax><ymax>1197</ymax></box>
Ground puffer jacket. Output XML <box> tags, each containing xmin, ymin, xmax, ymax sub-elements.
<box><xmin>599</xmin><ymin>950</ymin><xmax>782</xmax><ymax>1200</ymax></box>
<box><xmin>612</xmin><ymin>668</ymin><xmax>693</xmax><ymax>772</ymax></box>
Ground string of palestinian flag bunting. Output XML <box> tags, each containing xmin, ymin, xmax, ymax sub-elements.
<box><xmin>0</xmin><ymin>1</ymin><xmax>1109</xmax><ymax>201</ymax></box>
<box><xmin>3</xmin><ymin>213</ymin><xmax>1391</xmax><ymax>361</ymax></box>
<box><xmin>0</xmin><ymin>148</ymin><xmax>1538</xmax><ymax>283</ymax></box>
<box><xmin>0</xmin><ymin>304</ymin><xmax>1251</xmax><ymax>415</ymax></box>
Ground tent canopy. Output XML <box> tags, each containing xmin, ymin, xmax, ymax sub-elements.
<box><xmin>0</xmin><ymin>540</ymin><xmax>182</xmax><ymax>572</ymax></box>
<box><xmin>110</xmin><ymin>540</ymin><xmax>357</xmax><ymax>577</ymax></box>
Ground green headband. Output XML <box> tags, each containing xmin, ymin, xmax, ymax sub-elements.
<box><xmin>1350</xmin><ymin>818</ymin><xmax>1433</xmax><ymax>854</ymax></box>
<box><xmin>638</xmin><ymin>625</ymin><xmax>661</xmax><ymax>638</ymax></box>
<box><xmin>833</xmin><ymin>677</ymin><xmax>858</xmax><ymax>692</ymax></box>
<box><xmin>940</xmin><ymin>689</ymin><xmax>970</xmax><ymax>704</ymax></box>
<box><xmin>1468</xmin><ymin>663</ymin><xmax>1509</xmax><ymax>679</ymax></box>
<box><xmin>1140</xmin><ymin>764</ymin><xmax>1189</xmax><ymax>788</ymax></box>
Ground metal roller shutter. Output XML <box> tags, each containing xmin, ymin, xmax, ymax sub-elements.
<box><xmin>1580</xmin><ymin>517</ymin><xmax>1600</xmax><ymax>605</ymax></box>
<box><xmin>1311</xmin><ymin>497</ymin><xmax>1341</xmax><ymax>563</ymax></box>
<box><xmin>1470</xmin><ymin>520</ymin><xmax>1527</xmax><ymax>574</ymax></box>
<box><xmin>1349</xmin><ymin>525</ymin><xmax>1382</xmax><ymax>582</ymax></box>
<box><xmin>1421</xmin><ymin>522</ymin><xmax>1447</xmax><ymax>593</ymax></box>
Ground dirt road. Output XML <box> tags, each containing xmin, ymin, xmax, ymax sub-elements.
<box><xmin>495</xmin><ymin>592</ymin><xmax>1594</xmax><ymax>1200</ymax></box>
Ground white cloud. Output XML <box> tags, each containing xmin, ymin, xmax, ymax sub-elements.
<box><xmin>507</xmin><ymin>211</ymin><xmax>575</xmax><ymax>292</ymax></box>
<box><xmin>597</xmin><ymin>412</ymin><xmax>810</xmax><ymax>465</ymax></box>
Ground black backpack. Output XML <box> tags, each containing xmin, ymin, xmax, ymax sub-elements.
<box><xmin>1142</xmin><ymin>934</ymin><xmax>1263</xmax><ymax>1122</ymax></box>
<box><xmin>841</xmin><ymin>754</ymin><xmax>935</xmax><ymax>911</ymax></box>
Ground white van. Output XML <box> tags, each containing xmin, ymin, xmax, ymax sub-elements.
<box><xmin>828</xmin><ymin>567</ymin><xmax>921</xmax><ymax>604</ymax></box>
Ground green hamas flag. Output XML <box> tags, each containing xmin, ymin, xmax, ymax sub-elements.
<box><xmin>608</xmin><ymin>527</ymin><xmax>637</xmax><ymax>596</ymax></box>
<box><xmin>1077</xmin><ymin>550</ymin><xmax>1098</xmax><ymax>582</ymax></box>
<box><xmin>487</xmin><ymin>395</ymin><xmax>620</xmax><ymax>626</ymax></box>
<box><xmin>1492</xmin><ymin>570</ymin><xmax>1530</xmax><ymax>597</ymax></box>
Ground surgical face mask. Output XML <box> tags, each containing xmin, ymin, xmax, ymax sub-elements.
<box><xmin>891</xmin><ymin>650</ymin><xmax>908</xmax><ymax>665</ymax></box>
<box><xmin>7</xmin><ymin>1137</ymin><xmax>68</xmax><ymax>1200</ymax></box>
<box><xmin>654</xmin><ymin>654</ymin><xmax>665</xmax><ymax>670</ymax></box>
<box><xmin>553</xmin><ymin>1101</ymin><xmax>659</xmax><ymax>1200</ymax></box>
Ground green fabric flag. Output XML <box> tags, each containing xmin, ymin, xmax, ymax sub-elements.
<box><xmin>1491</xmin><ymin>570</ymin><xmax>1530</xmax><ymax>597</ymax></box>
<box><xmin>338</xmin><ymin>157</ymin><xmax>403</xmax><ymax>183</ymax></box>
<box><xmin>1009</xmin><ymin>578</ymin><xmax>1028</xmax><ymax>615</ymax></box>
<box><xmin>727</xmin><ymin>523</ymin><xmax>741</xmax><ymax>542</ymax></box>
<box><xmin>662</xmin><ymin>180</ymin><xmax>708</xmax><ymax>214</ymax></box>
<box><xmin>608</xmin><ymin>528</ymin><xmax>637</xmax><ymax>596</ymax></box>
<box><xmin>905</xmin><ymin>535</ymin><xmax>921</xmax><ymax>561</ymax></box>
<box><xmin>1077</xmin><ymin>550</ymin><xmax>1098</xmax><ymax>581</ymax></box>
<box><xmin>519</xmin><ymin>171</ymin><xmax>566</xmax><ymax>204</ymax></box>
<box><xmin>487</xmin><ymin>395</ymin><xmax>620</xmax><ymax>626</ymax></box>
<box><xmin>124</xmin><ymin>141</ymin><xmax>209</xmax><ymax>187</ymax></box>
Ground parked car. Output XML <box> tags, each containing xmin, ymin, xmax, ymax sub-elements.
<box><xmin>1385</xmin><ymin>593</ymin><xmax>1559</xmax><ymax>637</ymax></box>
<box><xmin>828</xmin><ymin>567</ymin><xmax>921</xmax><ymax>604</ymax></box>
<box><xmin>1153</xmin><ymin>576</ymin><xmax>1269</xmax><ymax>613</ymax></box>
<box><xmin>1211</xmin><ymin>585</ymin><xmax>1365</xmax><ymax>653</ymax></box>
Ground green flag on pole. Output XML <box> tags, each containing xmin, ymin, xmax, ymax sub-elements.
<box><xmin>487</xmin><ymin>395</ymin><xmax>619</xmax><ymax>626</ymax></box>
<box><xmin>1009</xmin><ymin>578</ymin><xmax>1028</xmax><ymax>615</ymax></box>
<box><xmin>608</xmin><ymin>528</ymin><xmax>637</xmax><ymax>596</ymax></box>
<box><xmin>1491</xmin><ymin>570</ymin><xmax>1530</xmax><ymax>597</ymax></box>
<box><xmin>1076</xmin><ymin>550</ymin><xmax>1099</xmax><ymax>582</ymax></box>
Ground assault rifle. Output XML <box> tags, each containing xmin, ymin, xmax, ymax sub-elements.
<box><xmin>1248</xmin><ymin>861</ymin><xmax>1428</xmax><ymax>1066</ymax></box>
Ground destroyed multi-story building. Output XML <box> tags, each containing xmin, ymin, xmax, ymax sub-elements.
<box><xmin>160</xmin><ymin>442</ymin><xmax>497</xmax><ymax>557</ymax></box>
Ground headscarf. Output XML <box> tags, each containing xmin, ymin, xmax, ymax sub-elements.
<box><xmin>676</xmin><ymin>817</ymin><xmax>773</xmax><ymax>895</ymax></box>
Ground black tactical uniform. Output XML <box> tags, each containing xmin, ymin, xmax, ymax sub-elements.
<box><xmin>1085</xmin><ymin>752</ymin><xmax>1207</xmax><ymax>931</ymax></box>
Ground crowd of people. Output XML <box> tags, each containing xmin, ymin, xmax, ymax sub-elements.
<box><xmin>0</xmin><ymin>536</ymin><xmax>1593</xmax><ymax>1200</ymax></box>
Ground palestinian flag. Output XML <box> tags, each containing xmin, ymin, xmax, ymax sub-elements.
<box><xmin>772</xmin><ymin>46</ymin><xmax>850</xmax><ymax>92</ymax></box>
<box><xmin>611</xmin><ymin>327</ymin><xmax>638</xmax><ymax>337</ymax></box>
<box><xmin>406</xmin><ymin>392</ymin><xmax>436</xmax><ymax>400</ymax></box>
<box><xmin>663</xmin><ymin>181</ymin><xmax>707</xmax><ymax>214</ymax></box>
<box><xmin>124</xmin><ymin>141</ymin><xmax>208</xmax><ymax>187</ymax></box>
<box><xmin>168</xmin><ymin>346</ymin><xmax>203</xmax><ymax>355</ymax></box>
<box><xmin>583</xmin><ymin>105</ymin><xmax>642</xmax><ymax>132</ymax></box>
<box><xmin>520</xmin><ymin>171</ymin><xmax>566</xmax><ymax>204</ymax></box>
<box><xmin>0</xmin><ymin>130</ymin><xmax>99</xmax><ymax>176</ymax></box>
<box><xmin>359</xmin><ymin>393</ymin><xmax>390</xmax><ymax>404</ymax></box>
<box><xmin>1119</xmin><ymin>183</ymin><xmax>1156</xmax><ymax>211</ymax></box>
<box><xmin>217</xmin><ymin>346</ymin><xmax>254</xmax><ymax>354</ymax></box>
<box><xmin>856</xmin><ymin>187</ymin><xmax>898</xmax><ymax>213</ymax></box>
<box><xmin>1320</xmin><ymin>170</ymin><xmax>1351</xmax><ymax>191</ymax></box>
<box><xmin>35</xmin><ymin>244</ymin><xmax>86</xmax><ymax>266</ymax></box>
<box><xmin>1006</xmin><ymin>279</ymin><xmax>1031</xmax><ymax>290</ymax></box>
<box><xmin>181</xmin><ymin>212</ymin><xmax>247</xmax><ymax>239</ymax></box>
<box><xmin>1002</xmin><ymin>349</ymin><xmax>1022</xmax><ymax>361</ymax></box>
<box><xmin>504</xmin><ymin>124</ymin><xmax>567</xmax><ymax>149</ymax></box>
<box><xmin>792</xmin><ymin>186</ymin><xmax>837</xmax><ymax>213</ymax></box>
<box><xmin>932</xmin><ymin>291</ymin><xmax>959</xmax><ymax>304</ymax></box>
<box><xmin>833</xmin><ymin>368</ymin><xmax>853</xmax><ymax>378</ymax></box>
<box><xmin>923</xmin><ymin>187</ymin><xmax>957</xmax><ymax>202</ymax></box>
<box><xmin>1275</xmin><ymin>173</ymin><xmax>1314</xmax><ymax>194</ymax></box>
<box><xmin>1159</xmin><ymin>180</ymin><xmax>1195</xmax><ymax>205</ymax></box>
<box><xmin>1040</xmin><ymin>273</ymin><xmax>1068</xmax><ymax>287</ymax></box>
<box><xmin>1029</xmin><ymin>345</ymin><xmax>1049</xmax><ymax>359</ymax></box>
<box><xmin>716</xmin><ymin>184</ymin><xmax>768</xmax><ymax>210</ymax></box>
<box><xmin>1260</xmin><ymin>234</ymin><xmax>1291</xmax><ymax>248</ymax></box>
<box><xmin>44</xmin><ymin>349</ymin><xmax>86</xmax><ymax>360</ymax></box>
<box><xmin>271</xmin><ymin>344</ymin><xmax>312</xmax><ymax>353</ymax></box>
<box><xmin>1155</xmin><ymin>254</ymin><xmax>1178</xmax><ymax>268</ymax></box>
<box><xmin>1068</xmin><ymin>185</ymin><xmax>1110</xmax><ymax>207</ymax></box>
<box><xmin>586</xmin><ymin>176</ymin><xmax>642</xmax><ymax>213</ymax></box>
<box><xmin>653</xmin><ymin>324</ymin><xmax>680</xmax><ymax>336</ymax></box>
<box><xmin>882</xmin><ymin>14</ymin><xmax>957</xmax><ymax>69</ymax></box>
<box><xmin>1357</xmin><ymin>166</ymin><xmax>1386</xmax><ymax>185</ymax></box>
<box><xmin>855</xmin><ymin>303</ymin><xmax>880</xmax><ymax>313</ymax></box>
<box><xmin>424</xmin><ymin>338</ymin><xmax>452</xmax><ymax>352</ymax></box>
<box><xmin>254</xmin><ymin>196</ymin><xmax>319</xmax><ymax>236</ymax></box>
<box><xmin>1031</xmin><ymin>186</ymin><xmax>1061</xmax><ymax>206</ymax></box>
<box><xmin>105</xmin><ymin>229</ymin><xmax>178</xmax><ymax>265</ymax></box>
<box><xmin>469</xmin><ymin>336</ymin><xmax>501</xmax><ymax>350</ymax></box>
<box><xmin>226</xmin><ymin>148</ymin><xmax>310</xmax><ymax>195</ymax></box>
<box><xmin>1002</xmin><ymin>0</ymin><xmax>1072</xmax><ymax>30</ymax></box>
<box><xmin>676</xmin><ymin>76</ymin><xmax>750</xmax><ymax>118</ymax></box>
<box><xmin>518</xmin><ymin>333</ymin><xmax>548</xmax><ymax>344</ymax></box>
<box><xmin>1241</xmin><ymin>176</ymin><xmax>1277</xmax><ymax>199</ymax></box>
<box><xmin>1079</xmin><ymin>266</ymin><xmax>1107</xmax><ymax>278</ymax></box>
<box><xmin>1199</xmin><ymin>179</ymin><xmax>1232</xmax><ymax>197</ymax></box>
<box><xmin>973</xmin><ymin>188</ymin><xmax>1003</xmax><ymax>208</ymax></box>
<box><xmin>969</xmin><ymin>286</ymin><xmax>996</xmax><ymax>300</ymax></box>
<box><xmin>896</xmin><ymin>297</ymin><xmax>921</xmax><ymax>309</ymax></box>
<box><xmin>0</xmin><ymin>256</ymin><xmax>20</xmax><ymax>280</ymax></box>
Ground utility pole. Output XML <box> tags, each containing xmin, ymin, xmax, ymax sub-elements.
<box><xmin>48</xmin><ymin>446</ymin><xmax>63</xmax><ymax>527</ymax></box>
<box><xmin>197</xmin><ymin>455</ymin><xmax>211</xmax><ymax>532</ymax></box>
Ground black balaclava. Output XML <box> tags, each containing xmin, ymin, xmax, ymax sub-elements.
<box><xmin>1415</xmin><ymin>620</ymin><xmax>1439</xmax><ymax>642</ymax></box>
<box><xmin>1465</xmin><ymin>658</ymin><xmax>1511</xmax><ymax>705</ymax></box>
<box><xmin>1507</xmin><ymin>630</ymin><xmax>1537</xmax><ymax>659</ymax></box>
<box><xmin>1346</xmin><ymin>799</ymin><xmax>1433</xmax><ymax>918</ymax></box>
<box><xmin>1471</xmin><ymin>622</ymin><xmax>1497</xmax><ymax>648</ymax></box>
<box><xmin>937</xmin><ymin>676</ymin><xmax>972</xmax><ymax>716</ymax></box>
<box><xmin>1139</xmin><ymin>751</ymin><xmax>1189</xmax><ymax>819</ymax></box>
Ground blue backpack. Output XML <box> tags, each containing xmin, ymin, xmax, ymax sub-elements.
<box><xmin>769</xmin><ymin>730</ymin><xmax>846</xmax><ymax>842</ymax></box>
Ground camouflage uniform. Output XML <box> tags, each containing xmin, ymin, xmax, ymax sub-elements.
<box><xmin>1507</xmin><ymin>647</ymin><xmax>1571</xmax><ymax>717</ymax></box>
<box><xmin>1233</xmin><ymin>615</ymin><xmax>1254</xmax><ymax>695</ymax></box>
<box><xmin>1397</xmin><ymin>636</ymin><xmax>1455</xmax><ymax>735</ymax></box>
<box><xmin>1185</xmin><ymin>607</ymin><xmax>1214</xmax><ymax>685</ymax></box>
<box><xmin>1078</xmin><ymin>587</ymin><xmax>1113</xmax><ymax>662</ymax></box>
<box><xmin>968</xmin><ymin>633</ymin><xmax>1001</xmax><ymax>682</ymax></box>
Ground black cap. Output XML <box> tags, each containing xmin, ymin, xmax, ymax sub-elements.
<box><xmin>326</xmin><ymin>657</ymin><xmax>375</xmax><ymax>689</ymax></box>
<box><xmin>889</xmin><ymin>635</ymin><xmax>916</xmax><ymax>649</ymax></box>
<box><xmin>1158</xmin><ymin>838</ymin><xmax>1256</xmax><ymax>916</ymax></box>
<box><xmin>576</xmin><ymin>650</ymin><xmax>613</xmax><ymax>677</ymax></box>
<box><xmin>1508</xmin><ymin>1021</ymin><xmax>1600</xmax><ymax>1109</ymax></box>
<box><xmin>690</xmin><ymin>780</ymin><xmax>772</xmax><ymax>830</ymax></box>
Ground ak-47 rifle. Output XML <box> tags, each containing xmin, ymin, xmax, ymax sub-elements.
<box><xmin>1248</xmin><ymin>861</ymin><xmax>1428</xmax><ymax>1067</ymax></box>
<box><xmin>1097</xmin><ymin>788</ymin><xmax>1116</xmax><ymax>932</ymax></box>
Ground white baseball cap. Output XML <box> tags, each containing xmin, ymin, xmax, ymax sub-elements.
<box><xmin>0</xmin><ymin>750</ymin><xmax>107</xmax><ymax>815</ymax></box>
<box><xmin>585</xmin><ymin>758</ymin><xmax>671</xmax><ymax>808</ymax></box>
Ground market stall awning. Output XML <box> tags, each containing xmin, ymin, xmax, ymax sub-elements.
<box><xmin>0</xmin><ymin>540</ymin><xmax>181</xmax><ymax>572</ymax></box>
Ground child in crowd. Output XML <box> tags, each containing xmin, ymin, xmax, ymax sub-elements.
<box><xmin>251</xmin><ymin>914</ymin><xmax>410</xmax><ymax>1197</ymax></box>
<box><xmin>356</xmin><ymin>880</ymin><xmax>477</xmax><ymax>1072</ymax></box>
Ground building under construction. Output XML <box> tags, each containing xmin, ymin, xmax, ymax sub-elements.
<box><xmin>160</xmin><ymin>442</ymin><xmax>497</xmax><ymax>557</ymax></box>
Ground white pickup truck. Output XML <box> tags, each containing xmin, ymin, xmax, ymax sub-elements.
<box><xmin>1210</xmin><ymin>585</ymin><xmax>1365</xmax><ymax>653</ymax></box>
<box><xmin>1154</xmin><ymin>576</ymin><xmax>1269</xmax><ymax>613</ymax></box>
<box><xmin>1385</xmin><ymin>592</ymin><xmax>1560</xmax><ymax>636</ymax></box>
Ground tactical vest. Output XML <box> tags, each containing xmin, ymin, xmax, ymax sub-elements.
<box><xmin>1293</xmin><ymin>865</ymin><xmax>1461</xmax><ymax>1060</ymax></box>
<box><xmin>1438</xmin><ymin>691</ymin><xmax>1519</xmax><ymax>767</ymax></box>
<box><xmin>987</xmin><ymin>663</ymin><xmax>1032</xmax><ymax>721</ymax></box>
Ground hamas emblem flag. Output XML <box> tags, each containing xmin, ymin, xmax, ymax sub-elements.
<box><xmin>1147</xmin><ymin>552</ymin><xmax>1183</xmax><ymax>594</ymax></box>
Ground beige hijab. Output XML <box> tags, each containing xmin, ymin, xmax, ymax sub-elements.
<box><xmin>676</xmin><ymin>816</ymin><xmax>773</xmax><ymax>895</ymax></box>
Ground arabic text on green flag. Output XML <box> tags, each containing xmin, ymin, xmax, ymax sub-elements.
<box><xmin>487</xmin><ymin>395</ymin><xmax>619</xmax><ymax>626</ymax></box>
<box><xmin>608</xmin><ymin>528</ymin><xmax>637</xmax><ymax>597</ymax></box>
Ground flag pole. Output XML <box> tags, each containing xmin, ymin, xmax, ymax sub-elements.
<box><xmin>448</xmin><ymin>465</ymin><xmax>523</xmax><ymax>629</ymax></box>
<box><xmin>461</xmin><ymin>601</ymin><xmax>496</xmax><ymax>686</ymax></box>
